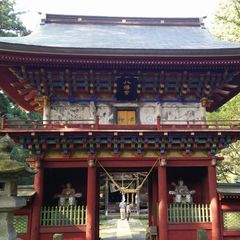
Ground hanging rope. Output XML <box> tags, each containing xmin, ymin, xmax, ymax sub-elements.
<box><xmin>125</xmin><ymin>178</ymin><xmax>135</xmax><ymax>189</ymax></box>
<box><xmin>97</xmin><ymin>157</ymin><xmax>160</xmax><ymax>194</ymax></box>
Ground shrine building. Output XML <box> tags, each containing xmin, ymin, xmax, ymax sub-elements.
<box><xmin>0</xmin><ymin>14</ymin><xmax>240</xmax><ymax>240</ymax></box>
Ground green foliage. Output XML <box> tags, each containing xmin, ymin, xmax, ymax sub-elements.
<box><xmin>217</xmin><ymin>141</ymin><xmax>240</xmax><ymax>183</ymax></box>
<box><xmin>0</xmin><ymin>92</ymin><xmax>41</xmax><ymax>121</ymax></box>
<box><xmin>0</xmin><ymin>1</ymin><xmax>35</xmax><ymax>184</ymax></box>
<box><xmin>207</xmin><ymin>94</ymin><xmax>240</xmax><ymax>121</ymax></box>
<box><xmin>208</xmin><ymin>94</ymin><xmax>240</xmax><ymax>183</ymax></box>
<box><xmin>211</xmin><ymin>0</ymin><xmax>240</xmax><ymax>41</ymax></box>
<box><xmin>10</xmin><ymin>145</ymin><xmax>34</xmax><ymax>185</ymax></box>
<box><xmin>0</xmin><ymin>0</ymin><xmax>30</xmax><ymax>37</ymax></box>
<box><xmin>0</xmin><ymin>93</ymin><xmax>39</xmax><ymax>185</ymax></box>
<box><xmin>210</xmin><ymin>0</ymin><xmax>240</xmax><ymax>182</ymax></box>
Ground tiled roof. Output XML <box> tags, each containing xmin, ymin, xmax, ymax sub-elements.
<box><xmin>0</xmin><ymin>14</ymin><xmax>240</xmax><ymax>55</ymax></box>
<box><xmin>217</xmin><ymin>183</ymin><xmax>240</xmax><ymax>195</ymax></box>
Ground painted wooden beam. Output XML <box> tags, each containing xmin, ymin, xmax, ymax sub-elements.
<box><xmin>0</xmin><ymin>67</ymin><xmax>37</xmax><ymax>111</ymax></box>
<box><xmin>223</xmin><ymin>83</ymin><xmax>238</xmax><ymax>89</ymax></box>
<box><xmin>212</xmin><ymin>88</ymin><xmax>230</xmax><ymax>96</ymax></box>
<box><xmin>24</xmin><ymin>90</ymin><xmax>37</xmax><ymax>101</ymax></box>
<box><xmin>213</xmin><ymin>94</ymin><xmax>224</xmax><ymax>101</ymax></box>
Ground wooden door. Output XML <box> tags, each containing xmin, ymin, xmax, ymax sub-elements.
<box><xmin>117</xmin><ymin>111</ymin><xmax>136</xmax><ymax>125</ymax></box>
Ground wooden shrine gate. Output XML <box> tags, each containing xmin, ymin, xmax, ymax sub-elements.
<box><xmin>6</xmin><ymin>118</ymin><xmax>239</xmax><ymax>240</ymax></box>
<box><xmin>13</xmin><ymin>157</ymin><xmax>218</xmax><ymax>240</ymax></box>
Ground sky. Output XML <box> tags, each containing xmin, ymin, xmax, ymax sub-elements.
<box><xmin>15</xmin><ymin>0</ymin><xmax>219</xmax><ymax>30</ymax></box>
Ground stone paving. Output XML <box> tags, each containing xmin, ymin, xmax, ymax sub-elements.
<box><xmin>100</xmin><ymin>218</ymin><xmax>146</xmax><ymax>240</ymax></box>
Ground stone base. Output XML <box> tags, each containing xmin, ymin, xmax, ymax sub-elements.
<box><xmin>0</xmin><ymin>212</ymin><xmax>17</xmax><ymax>240</ymax></box>
<box><xmin>0</xmin><ymin>197</ymin><xmax>26</xmax><ymax>240</ymax></box>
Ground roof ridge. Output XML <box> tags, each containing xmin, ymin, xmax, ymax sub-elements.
<box><xmin>42</xmin><ymin>14</ymin><xmax>204</xmax><ymax>27</ymax></box>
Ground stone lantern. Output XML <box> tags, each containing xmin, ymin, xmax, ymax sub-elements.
<box><xmin>0</xmin><ymin>135</ymin><xmax>36</xmax><ymax>240</ymax></box>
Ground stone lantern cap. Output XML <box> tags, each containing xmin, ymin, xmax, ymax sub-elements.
<box><xmin>0</xmin><ymin>135</ymin><xmax>36</xmax><ymax>177</ymax></box>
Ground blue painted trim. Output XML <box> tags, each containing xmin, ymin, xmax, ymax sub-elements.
<box><xmin>50</xmin><ymin>98</ymin><xmax>200</xmax><ymax>103</ymax></box>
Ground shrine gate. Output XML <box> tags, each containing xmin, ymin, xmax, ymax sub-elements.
<box><xmin>0</xmin><ymin>14</ymin><xmax>240</xmax><ymax>240</ymax></box>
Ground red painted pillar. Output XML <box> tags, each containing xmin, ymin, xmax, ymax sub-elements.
<box><xmin>208</xmin><ymin>162</ymin><xmax>221</xmax><ymax>240</ymax></box>
<box><xmin>158</xmin><ymin>161</ymin><xmax>168</xmax><ymax>240</ymax></box>
<box><xmin>30</xmin><ymin>159</ymin><xmax>43</xmax><ymax>240</ymax></box>
<box><xmin>157</xmin><ymin>116</ymin><xmax>161</xmax><ymax>130</ymax></box>
<box><xmin>95</xmin><ymin>115</ymin><xmax>100</xmax><ymax>129</ymax></box>
<box><xmin>86</xmin><ymin>160</ymin><xmax>97</xmax><ymax>240</ymax></box>
<box><xmin>95</xmin><ymin>171</ymin><xmax>100</xmax><ymax>240</ymax></box>
<box><xmin>148</xmin><ymin>175</ymin><xmax>153</xmax><ymax>225</ymax></box>
<box><xmin>152</xmin><ymin>170</ymin><xmax>158</xmax><ymax>226</ymax></box>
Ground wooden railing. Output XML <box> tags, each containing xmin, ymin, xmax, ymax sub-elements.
<box><xmin>1</xmin><ymin>116</ymin><xmax>240</xmax><ymax>131</ymax></box>
<box><xmin>168</xmin><ymin>204</ymin><xmax>212</xmax><ymax>223</ymax></box>
<box><xmin>41</xmin><ymin>205</ymin><xmax>86</xmax><ymax>226</ymax></box>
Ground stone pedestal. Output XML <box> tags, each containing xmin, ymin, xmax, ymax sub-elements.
<box><xmin>0</xmin><ymin>192</ymin><xmax>26</xmax><ymax>240</ymax></box>
<box><xmin>0</xmin><ymin>196</ymin><xmax>26</xmax><ymax>240</ymax></box>
<box><xmin>0</xmin><ymin>212</ymin><xmax>17</xmax><ymax>240</ymax></box>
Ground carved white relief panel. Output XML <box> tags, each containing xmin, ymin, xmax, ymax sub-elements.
<box><xmin>48</xmin><ymin>101</ymin><xmax>206</xmax><ymax>125</ymax></box>
<box><xmin>160</xmin><ymin>102</ymin><xmax>205</xmax><ymax>124</ymax></box>
<box><xmin>49</xmin><ymin>102</ymin><xmax>95</xmax><ymax>123</ymax></box>
<box><xmin>96</xmin><ymin>103</ymin><xmax>114</xmax><ymax>124</ymax></box>
<box><xmin>139</xmin><ymin>103</ymin><xmax>160</xmax><ymax>124</ymax></box>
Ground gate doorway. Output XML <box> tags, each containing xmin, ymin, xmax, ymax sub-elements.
<box><xmin>98</xmin><ymin>169</ymin><xmax>149</xmax><ymax>240</ymax></box>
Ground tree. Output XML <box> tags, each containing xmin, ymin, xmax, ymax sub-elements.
<box><xmin>0</xmin><ymin>0</ymin><xmax>34</xmax><ymax>121</ymax></box>
<box><xmin>211</xmin><ymin>0</ymin><xmax>240</xmax><ymax>42</ymax></box>
<box><xmin>209</xmin><ymin>0</ymin><xmax>240</xmax><ymax>182</ymax></box>
<box><xmin>0</xmin><ymin>1</ymin><xmax>36</xmax><ymax>184</ymax></box>
<box><xmin>0</xmin><ymin>93</ymin><xmax>10</xmax><ymax>116</ymax></box>
<box><xmin>207</xmin><ymin>94</ymin><xmax>240</xmax><ymax>121</ymax></box>
<box><xmin>207</xmin><ymin>96</ymin><xmax>240</xmax><ymax>183</ymax></box>
<box><xmin>0</xmin><ymin>0</ymin><xmax>30</xmax><ymax>37</ymax></box>
<box><xmin>0</xmin><ymin>0</ymin><xmax>39</xmax><ymax>122</ymax></box>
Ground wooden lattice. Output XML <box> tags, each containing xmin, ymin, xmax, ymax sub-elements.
<box><xmin>223</xmin><ymin>211</ymin><xmax>240</xmax><ymax>230</ymax></box>
<box><xmin>13</xmin><ymin>215</ymin><xmax>28</xmax><ymax>233</ymax></box>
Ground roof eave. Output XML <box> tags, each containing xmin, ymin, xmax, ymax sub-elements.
<box><xmin>1</xmin><ymin>42</ymin><xmax>240</xmax><ymax>57</ymax></box>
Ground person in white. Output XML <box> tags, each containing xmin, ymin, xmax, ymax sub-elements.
<box><xmin>119</xmin><ymin>200</ymin><xmax>126</xmax><ymax>220</ymax></box>
<box><xmin>126</xmin><ymin>203</ymin><xmax>132</xmax><ymax>221</ymax></box>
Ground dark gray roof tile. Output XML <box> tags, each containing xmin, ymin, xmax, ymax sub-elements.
<box><xmin>0</xmin><ymin>15</ymin><xmax>240</xmax><ymax>54</ymax></box>
<box><xmin>217</xmin><ymin>183</ymin><xmax>240</xmax><ymax>195</ymax></box>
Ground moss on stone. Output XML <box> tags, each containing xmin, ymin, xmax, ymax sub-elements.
<box><xmin>0</xmin><ymin>135</ymin><xmax>36</xmax><ymax>177</ymax></box>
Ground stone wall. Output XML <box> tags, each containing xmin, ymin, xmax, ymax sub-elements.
<box><xmin>46</xmin><ymin>101</ymin><xmax>205</xmax><ymax>124</ymax></box>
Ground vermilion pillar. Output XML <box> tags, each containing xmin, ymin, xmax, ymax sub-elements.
<box><xmin>95</xmin><ymin>171</ymin><xmax>100</xmax><ymax>240</ymax></box>
<box><xmin>148</xmin><ymin>175</ymin><xmax>153</xmax><ymax>225</ymax></box>
<box><xmin>208</xmin><ymin>163</ymin><xmax>221</xmax><ymax>240</ymax></box>
<box><xmin>158</xmin><ymin>161</ymin><xmax>168</xmax><ymax>240</ymax></box>
<box><xmin>30</xmin><ymin>159</ymin><xmax>43</xmax><ymax>240</ymax></box>
<box><xmin>86</xmin><ymin>160</ymin><xmax>97</xmax><ymax>240</ymax></box>
<box><xmin>152</xmin><ymin>171</ymin><xmax>158</xmax><ymax>226</ymax></box>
